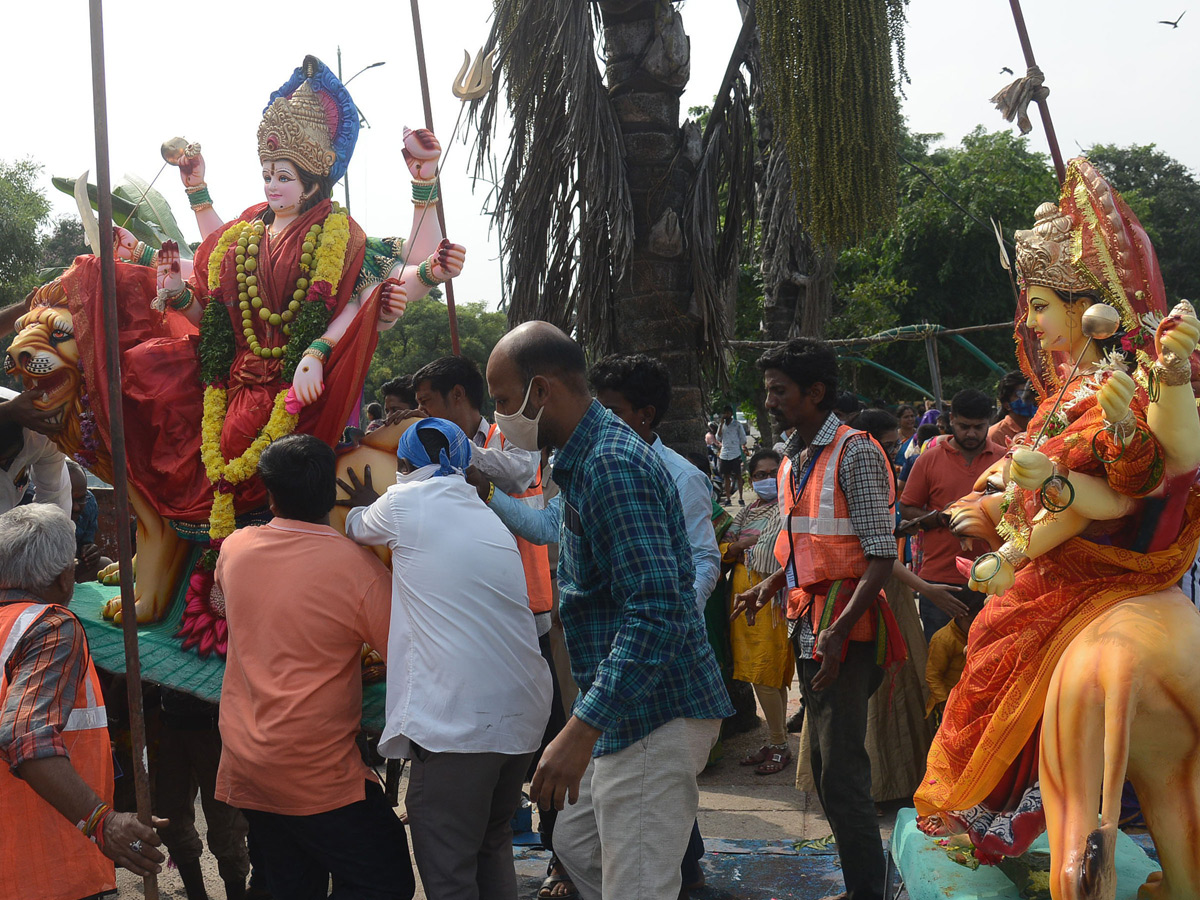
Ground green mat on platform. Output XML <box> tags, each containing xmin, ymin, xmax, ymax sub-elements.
<box><xmin>72</xmin><ymin>581</ymin><xmax>387</xmax><ymax>731</ymax></box>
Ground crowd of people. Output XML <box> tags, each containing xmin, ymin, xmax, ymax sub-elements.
<box><xmin>3</xmin><ymin>312</ymin><xmax>1198</xmax><ymax>900</ymax></box>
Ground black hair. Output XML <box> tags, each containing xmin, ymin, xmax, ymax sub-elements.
<box><xmin>834</xmin><ymin>391</ymin><xmax>862</xmax><ymax>415</ymax></box>
<box><xmin>950</xmin><ymin>389</ymin><xmax>994</xmax><ymax>421</ymax></box>
<box><xmin>896</xmin><ymin>403</ymin><xmax>917</xmax><ymax>420</ymax></box>
<box><xmin>685</xmin><ymin>451</ymin><xmax>712</xmax><ymax>476</ymax></box>
<box><xmin>260</xmin><ymin>162</ymin><xmax>333</xmax><ymax>225</ymax></box>
<box><xmin>413</xmin><ymin>356</ymin><xmax>486</xmax><ymax>411</ymax></box>
<box><xmin>995</xmin><ymin>371</ymin><xmax>1027</xmax><ymax>406</ymax></box>
<box><xmin>342</xmin><ymin>426</ymin><xmax>365</xmax><ymax>445</ymax></box>
<box><xmin>257</xmin><ymin>434</ymin><xmax>337</xmax><ymax>523</ymax></box>
<box><xmin>723</xmin><ymin>404</ymin><xmax>734</xmax><ymax>413</ymax></box>
<box><xmin>747</xmin><ymin>448</ymin><xmax>781</xmax><ymax>476</ymax></box>
<box><xmin>416</xmin><ymin>427</ymin><xmax>449</xmax><ymax>463</ymax></box>
<box><xmin>508</xmin><ymin>325</ymin><xmax>589</xmax><ymax>392</ymax></box>
<box><xmin>588</xmin><ymin>354</ymin><xmax>672</xmax><ymax>428</ymax></box>
<box><xmin>757</xmin><ymin>338</ymin><xmax>839</xmax><ymax>412</ymax></box>
<box><xmin>380</xmin><ymin>375</ymin><xmax>417</xmax><ymax>407</ymax></box>
<box><xmin>915</xmin><ymin>423</ymin><xmax>940</xmax><ymax>445</ymax></box>
<box><xmin>848</xmin><ymin>408</ymin><xmax>899</xmax><ymax>444</ymax></box>
<box><xmin>365</xmin><ymin>402</ymin><xmax>383</xmax><ymax>420</ymax></box>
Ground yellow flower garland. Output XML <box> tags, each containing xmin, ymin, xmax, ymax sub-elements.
<box><xmin>199</xmin><ymin>206</ymin><xmax>350</xmax><ymax>541</ymax></box>
<box><xmin>201</xmin><ymin>386</ymin><xmax>299</xmax><ymax>539</ymax></box>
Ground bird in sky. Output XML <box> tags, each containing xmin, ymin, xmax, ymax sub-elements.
<box><xmin>1000</xmin><ymin>66</ymin><xmax>1014</xmax><ymax>75</ymax></box>
<box><xmin>1159</xmin><ymin>10</ymin><xmax>1186</xmax><ymax>27</ymax></box>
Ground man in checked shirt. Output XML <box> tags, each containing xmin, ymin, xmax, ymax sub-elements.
<box><xmin>485</xmin><ymin>321</ymin><xmax>733</xmax><ymax>900</ymax></box>
<box><xmin>733</xmin><ymin>338</ymin><xmax>905</xmax><ymax>900</ymax></box>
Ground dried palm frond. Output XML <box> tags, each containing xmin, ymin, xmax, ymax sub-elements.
<box><xmin>469</xmin><ymin>0</ymin><xmax>632</xmax><ymax>354</ymax></box>
<box><xmin>684</xmin><ymin>5</ymin><xmax>758</xmax><ymax>382</ymax></box>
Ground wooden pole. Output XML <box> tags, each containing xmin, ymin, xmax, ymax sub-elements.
<box><xmin>410</xmin><ymin>0</ymin><xmax>462</xmax><ymax>356</ymax></box>
<box><xmin>86</xmin><ymin>3</ymin><xmax>158</xmax><ymax>896</ymax></box>
<box><xmin>1007</xmin><ymin>0</ymin><xmax>1067</xmax><ymax>185</ymax></box>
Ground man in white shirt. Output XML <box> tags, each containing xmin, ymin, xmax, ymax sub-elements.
<box><xmin>0</xmin><ymin>387</ymin><xmax>70</xmax><ymax>516</ymax></box>
<box><xmin>716</xmin><ymin>404</ymin><xmax>747</xmax><ymax>505</ymax></box>
<box><xmin>340</xmin><ymin>418</ymin><xmax>552</xmax><ymax>900</ymax></box>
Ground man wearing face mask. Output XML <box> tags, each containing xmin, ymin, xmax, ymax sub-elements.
<box><xmin>339</xmin><ymin>418</ymin><xmax>552</xmax><ymax>900</ymax></box>
<box><xmin>988</xmin><ymin>370</ymin><xmax>1037</xmax><ymax>448</ymax></box>
<box><xmin>483</xmin><ymin>322</ymin><xmax>732</xmax><ymax>900</ymax></box>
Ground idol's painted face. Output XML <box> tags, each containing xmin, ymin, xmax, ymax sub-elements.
<box><xmin>261</xmin><ymin>160</ymin><xmax>306</xmax><ymax>215</ymax></box>
<box><xmin>1025</xmin><ymin>284</ymin><xmax>1083</xmax><ymax>353</ymax></box>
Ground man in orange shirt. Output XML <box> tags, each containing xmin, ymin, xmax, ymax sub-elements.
<box><xmin>215</xmin><ymin>434</ymin><xmax>412</xmax><ymax>900</ymax></box>
<box><xmin>900</xmin><ymin>389</ymin><xmax>1004</xmax><ymax>643</ymax></box>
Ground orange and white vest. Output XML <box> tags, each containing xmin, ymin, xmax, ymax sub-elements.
<box><xmin>0</xmin><ymin>602</ymin><xmax>114</xmax><ymax>900</ymax></box>
<box><xmin>486</xmin><ymin>424</ymin><xmax>554</xmax><ymax>614</ymax></box>
<box><xmin>774</xmin><ymin>425</ymin><xmax>897</xmax><ymax>635</ymax></box>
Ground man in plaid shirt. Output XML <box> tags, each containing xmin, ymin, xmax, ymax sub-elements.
<box><xmin>485</xmin><ymin>321</ymin><xmax>732</xmax><ymax>900</ymax></box>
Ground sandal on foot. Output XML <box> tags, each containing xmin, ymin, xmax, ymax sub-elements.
<box><xmin>755</xmin><ymin>747</ymin><xmax>792</xmax><ymax>776</ymax></box>
<box><xmin>539</xmin><ymin>858</ymin><xmax>579</xmax><ymax>900</ymax></box>
<box><xmin>739</xmin><ymin>745</ymin><xmax>771</xmax><ymax>766</ymax></box>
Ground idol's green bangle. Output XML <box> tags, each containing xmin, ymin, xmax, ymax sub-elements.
<box><xmin>136</xmin><ymin>242</ymin><xmax>157</xmax><ymax>267</ymax></box>
<box><xmin>411</xmin><ymin>181</ymin><xmax>439</xmax><ymax>205</ymax></box>
<box><xmin>417</xmin><ymin>258</ymin><xmax>440</xmax><ymax>288</ymax></box>
<box><xmin>187</xmin><ymin>185</ymin><xmax>213</xmax><ymax>209</ymax></box>
<box><xmin>168</xmin><ymin>285</ymin><xmax>194</xmax><ymax>311</ymax></box>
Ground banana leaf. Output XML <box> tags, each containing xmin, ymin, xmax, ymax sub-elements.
<box><xmin>52</xmin><ymin>176</ymin><xmax>193</xmax><ymax>260</ymax></box>
<box><xmin>117</xmin><ymin>171</ymin><xmax>192</xmax><ymax>254</ymax></box>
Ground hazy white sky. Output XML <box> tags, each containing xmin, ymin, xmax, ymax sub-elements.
<box><xmin>4</xmin><ymin>1</ymin><xmax>1196</xmax><ymax>309</ymax></box>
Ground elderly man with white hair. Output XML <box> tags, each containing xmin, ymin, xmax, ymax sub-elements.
<box><xmin>0</xmin><ymin>504</ymin><xmax>165</xmax><ymax>900</ymax></box>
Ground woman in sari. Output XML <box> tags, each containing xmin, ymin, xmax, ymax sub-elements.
<box><xmin>915</xmin><ymin>158</ymin><xmax>1200</xmax><ymax>861</ymax></box>
<box><xmin>725</xmin><ymin>449</ymin><xmax>794</xmax><ymax>775</ymax></box>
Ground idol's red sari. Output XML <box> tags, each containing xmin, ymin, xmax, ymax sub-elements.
<box><xmin>63</xmin><ymin>199</ymin><xmax>376</xmax><ymax>523</ymax></box>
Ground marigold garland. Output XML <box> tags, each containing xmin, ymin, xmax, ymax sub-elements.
<box><xmin>201</xmin><ymin>386</ymin><xmax>298</xmax><ymax>539</ymax></box>
<box><xmin>198</xmin><ymin>205</ymin><xmax>350</xmax><ymax>539</ymax></box>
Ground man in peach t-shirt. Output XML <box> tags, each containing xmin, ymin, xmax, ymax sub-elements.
<box><xmin>215</xmin><ymin>434</ymin><xmax>412</xmax><ymax>900</ymax></box>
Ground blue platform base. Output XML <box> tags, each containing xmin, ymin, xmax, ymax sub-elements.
<box><xmin>892</xmin><ymin>807</ymin><xmax>1161</xmax><ymax>899</ymax></box>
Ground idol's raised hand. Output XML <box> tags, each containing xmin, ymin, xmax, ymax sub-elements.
<box><xmin>430</xmin><ymin>239</ymin><xmax>466</xmax><ymax>282</ymax></box>
<box><xmin>402</xmin><ymin>127</ymin><xmax>441</xmax><ymax>180</ymax></box>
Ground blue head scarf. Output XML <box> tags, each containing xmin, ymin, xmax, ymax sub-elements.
<box><xmin>396</xmin><ymin>418</ymin><xmax>473</xmax><ymax>477</ymax></box>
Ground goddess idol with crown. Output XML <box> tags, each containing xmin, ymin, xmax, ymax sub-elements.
<box><xmin>19</xmin><ymin>56</ymin><xmax>464</xmax><ymax>626</ymax></box>
<box><xmin>912</xmin><ymin>158</ymin><xmax>1200</xmax><ymax>889</ymax></box>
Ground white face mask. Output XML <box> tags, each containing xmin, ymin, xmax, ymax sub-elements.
<box><xmin>396</xmin><ymin>463</ymin><xmax>441</xmax><ymax>484</ymax></box>
<box><xmin>494</xmin><ymin>380</ymin><xmax>543</xmax><ymax>451</ymax></box>
<box><xmin>752</xmin><ymin>477</ymin><xmax>778</xmax><ymax>501</ymax></box>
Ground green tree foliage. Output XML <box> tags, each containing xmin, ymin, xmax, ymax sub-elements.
<box><xmin>363</xmin><ymin>297</ymin><xmax>508</xmax><ymax>407</ymax></box>
<box><xmin>39</xmin><ymin>216</ymin><xmax>90</xmax><ymax>273</ymax></box>
<box><xmin>1084</xmin><ymin>143</ymin><xmax>1200</xmax><ymax>302</ymax></box>
<box><xmin>0</xmin><ymin>159</ymin><xmax>51</xmax><ymax>308</ymax></box>
<box><xmin>834</xmin><ymin>127</ymin><xmax>1057</xmax><ymax>399</ymax></box>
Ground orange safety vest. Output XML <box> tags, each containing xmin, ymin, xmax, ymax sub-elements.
<box><xmin>0</xmin><ymin>601</ymin><xmax>114</xmax><ymax>900</ymax></box>
<box><xmin>774</xmin><ymin>425</ymin><xmax>900</xmax><ymax>654</ymax></box>
<box><xmin>485</xmin><ymin>424</ymin><xmax>554</xmax><ymax>614</ymax></box>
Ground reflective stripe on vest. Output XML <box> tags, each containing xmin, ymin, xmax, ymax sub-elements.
<box><xmin>774</xmin><ymin>425</ymin><xmax>895</xmax><ymax>593</ymax></box>
<box><xmin>485</xmin><ymin>424</ymin><xmax>554</xmax><ymax>614</ymax></box>
<box><xmin>0</xmin><ymin>602</ymin><xmax>115</xmax><ymax>900</ymax></box>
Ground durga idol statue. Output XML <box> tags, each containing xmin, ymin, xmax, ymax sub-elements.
<box><xmin>914</xmin><ymin>158</ymin><xmax>1200</xmax><ymax>898</ymax></box>
<box><xmin>10</xmin><ymin>55</ymin><xmax>464</xmax><ymax>629</ymax></box>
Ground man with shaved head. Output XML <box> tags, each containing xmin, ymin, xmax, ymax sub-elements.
<box><xmin>486</xmin><ymin>322</ymin><xmax>732</xmax><ymax>900</ymax></box>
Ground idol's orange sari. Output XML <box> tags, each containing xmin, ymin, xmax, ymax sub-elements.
<box><xmin>914</xmin><ymin>382</ymin><xmax>1200</xmax><ymax>858</ymax></box>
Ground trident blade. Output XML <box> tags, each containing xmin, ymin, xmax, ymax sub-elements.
<box><xmin>452</xmin><ymin>47</ymin><xmax>496</xmax><ymax>101</ymax></box>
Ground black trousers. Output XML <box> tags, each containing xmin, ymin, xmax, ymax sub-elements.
<box><xmin>795</xmin><ymin>635</ymin><xmax>886</xmax><ymax>900</ymax></box>
<box><xmin>531</xmin><ymin>630</ymin><xmax>568</xmax><ymax>854</ymax></box>
<box><xmin>242</xmin><ymin>780</ymin><xmax>414</xmax><ymax>900</ymax></box>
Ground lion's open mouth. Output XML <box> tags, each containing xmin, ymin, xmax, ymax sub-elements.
<box><xmin>30</xmin><ymin>369</ymin><xmax>76</xmax><ymax>413</ymax></box>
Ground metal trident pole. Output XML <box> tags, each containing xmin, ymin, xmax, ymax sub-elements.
<box><xmin>1007</xmin><ymin>0</ymin><xmax>1067</xmax><ymax>185</ymax></box>
<box><xmin>410</xmin><ymin>0</ymin><xmax>463</xmax><ymax>356</ymax></box>
<box><xmin>86</xmin><ymin>3</ymin><xmax>158</xmax><ymax>896</ymax></box>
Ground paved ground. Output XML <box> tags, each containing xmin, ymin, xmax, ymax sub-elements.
<box><xmin>114</xmin><ymin>678</ymin><xmax>907</xmax><ymax>899</ymax></box>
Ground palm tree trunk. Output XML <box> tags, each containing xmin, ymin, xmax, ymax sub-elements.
<box><xmin>598</xmin><ymin>1</ymin><xmax>704</xmax><ymax>454</ymax></box>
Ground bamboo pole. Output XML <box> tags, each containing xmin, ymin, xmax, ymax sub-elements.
<box><xmin>410</xmin><ymin>0</ymin><xmax>462</xmax><ymax>356</ymax></box>
<box><xmin>727</xmin><ymin>320</ymin><xmax>1012</xmax><ymax>352</ymax></box>
<box><xmin>87</xmin><ymin>3</ymin><xmax>158</xmax><ymax>896</ymax></box>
